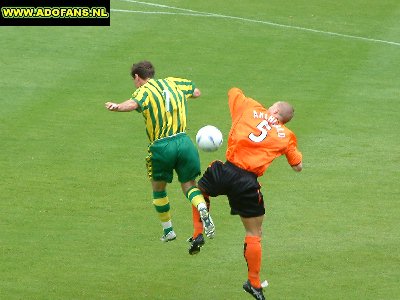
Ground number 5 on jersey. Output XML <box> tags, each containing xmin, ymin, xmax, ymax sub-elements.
<box><xmin>249</xmin><ymin>120</ymin><xmax>271</xmax><ymax>143</ymax></box>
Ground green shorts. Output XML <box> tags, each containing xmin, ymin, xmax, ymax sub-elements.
<box><xmin>146</xmin><ymin>133</ymin><xmax>201</xmax><ymax>183</ymax></box>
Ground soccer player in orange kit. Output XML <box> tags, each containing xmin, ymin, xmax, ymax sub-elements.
<box><xmin>188</xmin><ymin>87</ymin><xmax>303</xmax><ymax>300</ymax></box>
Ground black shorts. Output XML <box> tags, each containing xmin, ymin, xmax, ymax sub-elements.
<box><xmin>198</xmin><ymin>161</ymin><xmax>265</xmax><ymax>218</ymax></box>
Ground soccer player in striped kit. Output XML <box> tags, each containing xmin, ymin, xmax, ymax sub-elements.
<box><xmin>105</xmin><ymin>61</ymin><xmax>215</xmax><ymax>242</ymax></box>
<box><xmin>189</xmin><ymin>87</ymin><xmax>303</xmax><ymax>300</ymax></box>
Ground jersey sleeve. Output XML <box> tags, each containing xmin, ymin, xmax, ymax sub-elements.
<box><xmin>131</xmin><ymin>88</ymin><xmax>149</xmax><ymax>113</ymax></box>
<box><xmin>166</xmin><ymin>77</ymin><xmax>195</xmax><ymax>98</ymax></box>
<box><xmin>228</xmin><ymin>87</ymin><xmax>262</xmax><ymax>121</ymax></box>
<box><xmin>228</xmin><ymin>87</ymin><xmax>248</xmax><ymax>120</ymax></box>
<box><xmin>285</xmin><ymin>132</ymin><xmax>303</xmax><ymax>166</ymax></box>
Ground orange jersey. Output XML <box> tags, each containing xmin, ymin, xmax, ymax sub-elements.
<box><xmin>226</xmin><ymin>88</ymin><xmax>302</xmax><ymax>177</ymax></box>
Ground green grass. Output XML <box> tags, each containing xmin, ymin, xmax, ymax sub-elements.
<box><xmin>1</xmin><ymin>0</ymin><xmax>400</xmax><ymax>299</ymax></box>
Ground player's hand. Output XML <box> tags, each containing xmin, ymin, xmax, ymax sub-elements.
<box><xmin>105</xmin><ymin>102</ymin><xmax>119</xmax><ymax>111</ymax></box>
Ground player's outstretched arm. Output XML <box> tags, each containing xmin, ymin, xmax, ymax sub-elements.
<box><xmin>105</xmin><ymin>99</ymin><xmax>138</xmax><ymax>112</ymax></box>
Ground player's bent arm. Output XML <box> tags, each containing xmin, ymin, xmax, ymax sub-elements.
<box><xmin>105</xmin><ymin>99</ymin><xmax>138</xmax><ymax>112</ymax></box>
<box><xmin>291</xmin><ymin>162</ymin><xmax>303</xmax><ymax>172</ymax></box>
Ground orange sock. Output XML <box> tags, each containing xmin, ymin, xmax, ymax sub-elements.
<box><xmin>191</xmin><ymin>205</ymin><xmax>203</xmax><ymax>238</ymax></box>
<box><xmin>244</xmin><ymin>236</ymin><xmax>262</xmax><ymax>288</ymax></box>
<box><xmin>191</xmin><ymin>194</ymin><xmax>211</xmax><ymax>238</ymax></box>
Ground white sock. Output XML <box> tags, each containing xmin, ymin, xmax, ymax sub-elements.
<box><xmin>162</xmin><ymin>221</ymin><xmax>173</xmax><ymax>230</ymax></box>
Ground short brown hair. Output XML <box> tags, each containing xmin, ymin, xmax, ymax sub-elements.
<box><xmin>131</xmin><ymin>61</ymin><xmax>155</xmax><ymax>79</ymax></box>
<box><xmin>276</xmin><ymin>101</ymin><xmax>294</xmax><ymax>124</ymax></box>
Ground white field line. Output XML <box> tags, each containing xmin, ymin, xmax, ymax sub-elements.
<box><xmin>111</xmin><ymin>9</ymin><xmax>209</xmax><ymax>17</ymax></box>
<box><xmin>112</xmin><ymin>0</ymin><xmax>400</xmax><ymax>47</ymax></box>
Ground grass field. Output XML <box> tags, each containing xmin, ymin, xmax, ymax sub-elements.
<box><xmin>1</xmin><ymin>0</ymin><xmax>400</xmax><ymax>299</ymax></box>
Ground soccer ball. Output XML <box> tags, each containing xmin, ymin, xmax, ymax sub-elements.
<box><xmin>196</xmin><ymin>125</ymin><xmax>223</xmax><ymax>152</ymax></box>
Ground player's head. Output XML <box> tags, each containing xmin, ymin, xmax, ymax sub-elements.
<box><xmin>131</xmin><ymin>61</ymin><xmax>155</xmax><ymax>87</ymax></box>
<box><xmin>268</xmin><ymin>101</ymin><xmax>294</xmax><ymax>124</ymax></box>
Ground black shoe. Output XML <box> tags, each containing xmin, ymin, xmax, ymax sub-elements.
<box><xmin>187</xmin><ymin>234</ymin><xmax>205</xmax><ymax>255</ymax></box>
<box><xmin>243</xmin><ymin>280</ymin><xmax>265</xmax><ymax>300</ymax></box>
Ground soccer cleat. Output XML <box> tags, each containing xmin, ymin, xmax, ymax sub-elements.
<box><xmin>243</xmin><ymin>280</ymin><xmax>265</xmax><ymax>300</ymax></box>
<box><xmin>160</xmin><ymin>230</ymin><xmax>177</xmax><ymax>242</ymax></box>
<box><xmin>199</xmin><ymin>207</ymin><xmax>215</xmax><ymax>238</ymax></box>
<box><xmin>187</xmin><ymin>234</ymin><xmax>205</xmax><ymax>255</ymax></box>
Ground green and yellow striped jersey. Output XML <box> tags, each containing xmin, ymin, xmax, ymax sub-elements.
<box><xmin>131</xmin><ymin>77</ymin><xmax>196</xmax><ymax>142</ymax></box>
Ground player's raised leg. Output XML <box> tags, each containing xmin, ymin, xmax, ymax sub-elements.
<box><xmin>185</xmin><ymin>185</ymin><xmax>215</xmax><ymax>238</ymax></box>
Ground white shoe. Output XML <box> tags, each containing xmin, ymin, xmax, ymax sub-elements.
<box><xmin>160</xmin><ymin>230</ymin><xmax>177</xmax><ymax>242</ymax></box>
<box><xmin>199</xmin><ymin>208</ymin><xmax>215</xmax><ymax>238</ymax></box>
